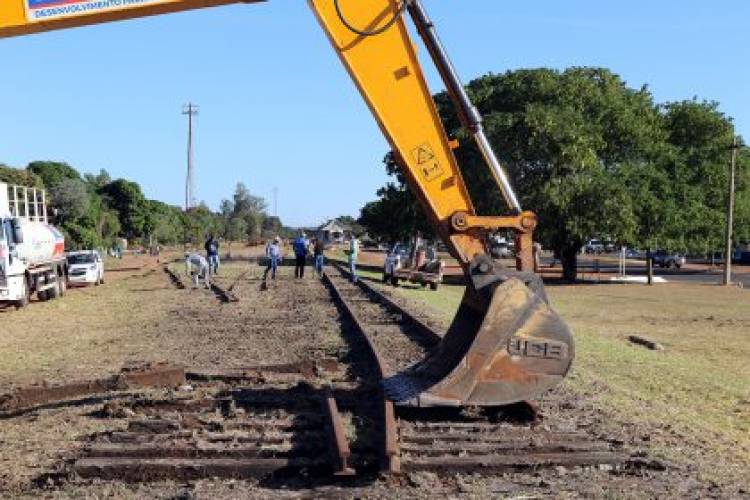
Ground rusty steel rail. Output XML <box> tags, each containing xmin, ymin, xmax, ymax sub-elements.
<box><xmin>186</xmin><ymin>358</ymin><xmax>341</xmax><ymax>382</ymax></box>
<box><xmin>322</xmin><ymin>390</ymin><xmax>355</xmax><ymax>476</ymax></box>
<box><xmin>227</xmin><ymin>269</ymin><xmax>250</xmax><ymax>292</ymax></box>
<box><xmin>162</xmin><ymin>265</ymin><xmax>185</xmax><ymax>289</ymax></box>
<box><xmin>163</xmin><ymin>263</ymin><xmax>238</xmax><ymax>302</ymax></box>
<box><xmin>75</xmin><ymin>457</ymin><xmax>297</xmax><ymax>481</ymax></box>
<box><xmin>322</xmin><ymin>265</ymin><xmax>632</xmax><ymax>476</ymax></box>
<box><xmin>331</xmin><ymin>262</ymin><xmax>441</xmax><ymax>346</ymax></box>
<box><xmin>107</xmin><ymin>266</ymin><xmax>146</xmax><ymax>273</ymax></box>
<box><xmin>0</xmin><ymin>363</ymin><xmax>185</xmax><ymax>415</ymax></box>
<box><xmin>322</xmin><ymin>270</ymin><xmax>401</xmax><ymax>474</ymax></box>
<box><xmin>209</xmin><ymin>279</ymin><xmax>239</xmax><ymax>303</ymax></box>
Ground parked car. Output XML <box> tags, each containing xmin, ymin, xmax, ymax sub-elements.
<box><xmin>651</xmin><ymin>250</ymin><xmax>686</xmax><ymax>269</ymax></box>
<box><xmin>625</xmin><ymin>248</ymin><xmax>645</xmax><ymax>259</ymax></box>
<box><xmin>583</xmin><ymin>239</ymin><xmax>605</xmax><ymax>254</ymax></box>
<box><xmin>66</xmin><ymin>250</ymin><xmax>105</xmax><ymax>286</ymax></box>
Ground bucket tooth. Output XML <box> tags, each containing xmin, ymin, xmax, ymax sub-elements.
<box><xmin>383</xmin><ymin>270</ymin><xmax>574</xmax><ymax>407</ymax></box>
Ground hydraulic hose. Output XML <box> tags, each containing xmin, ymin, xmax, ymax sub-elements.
<box><xmin>333</xmin><ymin>0</ymin><xmax>407</xmax><ymax>37</ymax></box>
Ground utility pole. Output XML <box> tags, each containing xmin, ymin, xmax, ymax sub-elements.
<box><xmin>182</xmin><ymin>103</ymin><xmax>199</xmax><ymax>211</ymax></box>
<box><xmin>272</xmin><ymin>186</ymin><xmax>278</xmax><ymax>217</ymax></box>
<box><xmin>723</xmin><ymin>136</ymin><xmax>739</xmax><ymax>285</ymax></box>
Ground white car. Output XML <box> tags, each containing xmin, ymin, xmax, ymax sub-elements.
<box><xmin>583</xmin><ymin>239</ymin><xmax>605</xmax><ymax>254</ymax></box>
<box><xmin>66</xmin><ymin>250</ymin><xmax>105</xmax><ymax>286</ymax></box>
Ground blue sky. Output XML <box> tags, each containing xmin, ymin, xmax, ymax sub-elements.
<box><xmin>1</xmin><ymin>0</ymin><xmax>747</xmax><ymax>227</ymax></box>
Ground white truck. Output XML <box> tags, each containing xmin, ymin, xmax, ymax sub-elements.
<box><xmin>0</xmin><ymin>182</ymin><xmax>68</xmax><ymax>308</ymax></box>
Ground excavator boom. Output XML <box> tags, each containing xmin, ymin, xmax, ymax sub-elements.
<box><xmin>311</xmin><ymin>0</ymin><xmax>574</xmax><ymax>406</ymax></box>
<box><xmin>0</xmin><ymin>0</ymin><xmax>574</xmax><ymax>407</ymax></box>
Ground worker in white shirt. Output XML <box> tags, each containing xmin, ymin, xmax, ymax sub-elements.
<box><xmin>185</xmin><ymin>252</ymin><xmax>211</xmax><ymax>289</ymax></box>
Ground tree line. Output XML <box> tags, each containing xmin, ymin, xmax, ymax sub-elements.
<box><xmin>359</xmin><ymin>67</ymin><xmax>749</xmax><ymax>280</ymax></box>
<box><xmin>0</xmin><ymin>161</ymin><xmax>286</xmax><ymax>251</ymax></box>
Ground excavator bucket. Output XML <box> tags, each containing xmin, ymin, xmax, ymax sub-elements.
<box><xmin>384</xmin><ymin>258</ymin><xmax>574</xmax><ymax>407</ymax></box>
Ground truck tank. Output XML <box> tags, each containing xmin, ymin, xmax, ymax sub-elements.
<box><xmin>14</xmin><ymin>218</ymin><xmax>65</xmax><ymax>265</ymax></box>
<box><xmin>0</xmin><ymin>182</ymin><xmax>65</xmax><ymax>266</ymax></box>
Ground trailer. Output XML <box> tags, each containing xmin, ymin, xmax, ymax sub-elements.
<box><xmin>0</xmin><ymin>182</ymin><xmax>68</xmax><ymax>308</ymax></box>
<box><xmin>383</xmin><ymin>242</ymin><xmax>444</xmax><ymax>290</ymax></box>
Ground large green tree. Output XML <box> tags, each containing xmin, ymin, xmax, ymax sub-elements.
<box><xmin>224</xmin><ymin>182</ymin><xmax>268</xmax><ymax>243</ymax></box>
<box><xmin>143</xmin><ymin>199</ymin><xmax>183</xmax><ymax>246</ymax></box>
<box><xmin>49</xmin><ymin>178</ymin><xmax>90</xmax><ymax>223</ymax></box>
<box><xmin>361</xmin><ymin>67</ymin><xmax>749</xmax><ymax>280</ymax></box>
<box><xmin>27</xmin><ymin>161</ymin><xmax>81</xmax><ymax>188</ymax></box>
<box><xmin>659</xmin><ymin>100</ymin><xmax>742</xmax><ymax>254</ymax></box>
<box><xmin>183</xmin><ymin>203</ymin><xmax>219</xmax><ymax>245</ymax></box>
<box><xmin>83</xmin><ymin>169</ymin><xmax>112</xmax><ymax>189</ymax></box>
<box><xmin>218</xmin><ymin>199</ymin><xmax>247</xmax><ymax>255</ymax></box>
<box><xmin>0</xmin><ymin>164</ymin><xmax>43</xmax><ymax>188</ymax></box>
<box><xmin>99</xmin><ymin>179</ymin><xmax>148</xmax><ymax>240</ymax></box>
<box><xmin>435</xmin><ymin>68</ymin><xmax>663</xmax><ymax>280</ymax></box>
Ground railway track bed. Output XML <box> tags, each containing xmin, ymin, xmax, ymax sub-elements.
<box><xmin>71</xmin><ymin>361</ymin><xmax>357</xmax><ymax>482</ymax></box>
<box><xmin>322</xmin><ymin>264</ymin><xmax>633</xmax><ymax>476</ymax></box>
<box><xmin>0</xmin><ymin>260</ymin><xmax>691</xmax><ymax>496</ymax></box>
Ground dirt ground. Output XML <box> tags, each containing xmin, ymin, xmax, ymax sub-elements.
<box><xmin>0</xmin><ymin>253</ymin><xmax>748</xmax><ymax>498</ymax></box>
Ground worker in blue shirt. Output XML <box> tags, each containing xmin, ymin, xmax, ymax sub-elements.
<box><xmin>204</xmin><ymin>234</ymin><xmax>220</xmax><ymax>275</ymax></box>
<box><xmin>292</xmin><ymin>231</ymin><xmax>310</xmax><ymax>279</ymax></box>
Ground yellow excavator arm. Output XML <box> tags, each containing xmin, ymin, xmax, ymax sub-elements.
<box><xmin>0</xmin><ymin>0</ymin><xmax>573</xmax><ymax>407</ymax></box>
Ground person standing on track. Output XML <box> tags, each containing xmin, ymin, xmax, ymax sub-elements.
<box><xmin>264</xmin><ymin>236</ymin><xmax>282</xmax><ymax>281</ymax></box>
<box><xmin>348</xmin><ymin>234</ymin><xmax>360</xmax><ymax>283</ymax></box>
<box><xmin>313</xmin><ymin>238</ymin><xmax>325</xmax><ymax>278</ymax></box>
<box><xmin>185</xmin><ymin>252</ymin><xmax>211</xmax><ymax>289</ymax></box>
<box><xmin>292</xmin><ymin>231</ymin><xmax>310</xmax><ymax>279</ymax></box>
<box><xmin>205</xmin><ymin>234</ymin><xmax>220</xmax><ymax>275</ymax></box>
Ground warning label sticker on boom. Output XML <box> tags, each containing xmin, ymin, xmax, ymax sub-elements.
<box><xmin>25</xmin><ymin>0</ymin><xmax>167</xmax><ymax>22</ymax></box>
<box><xmin>412</xmin><ymin>143</ymin><xmax>444</xmax><ymax>182</ymax></box>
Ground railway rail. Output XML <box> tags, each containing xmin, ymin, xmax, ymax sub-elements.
<box><xmin>162</xmin><ymin>262</ymin><xmax>239</xmax><ymax>302</ymax></box>
<box><xmin>322</xmin><ymin>263</ymin><xmax>630</xmax><ymax>476</ymax></box>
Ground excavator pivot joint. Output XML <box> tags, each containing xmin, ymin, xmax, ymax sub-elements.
<box><xmin>450</xmin><ymin>211</ymin><xmax>538</xmax><ymax>234</ymax></box>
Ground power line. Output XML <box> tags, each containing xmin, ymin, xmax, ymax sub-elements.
<box><xmin>182</xmin><ymin>103</ymin><xmax>199</xmax><ymax>210</ymax></box>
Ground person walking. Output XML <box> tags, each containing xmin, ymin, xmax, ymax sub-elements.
<box><xmin>292</xmin><ymin>231</ymin><xmax>309</xmax><ymax>279</ymax></box>
<box><xmin>348</xmin><ymin>234</ymin><xmax>360</xmax><ymax>283</ymax></box>
<box><xmin>205</xmin><ymin>234</ymin><xmax>220</xmax><ymax>275</ymax></box>
<box><xmin>185</xmin><ymin>252</ymin><xmax>211</xmax><ymax>289</ymax></box>
<box><xmin>264</xmin><ymin>236</ymin><xmax>282</xmax><ymax>281</ymax></box>
<box><xmin>313</xmin><ymin>238</ymin><xmax>325</xmax><ymax>278</ymax></box>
